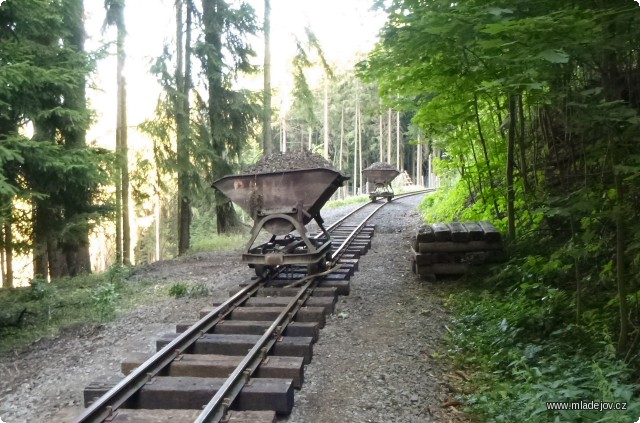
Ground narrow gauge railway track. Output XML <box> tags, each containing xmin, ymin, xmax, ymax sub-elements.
<box><xmin>75</xmin><ymin>189</ymin><xmax>432</xmax><ymax>423</ymax></box>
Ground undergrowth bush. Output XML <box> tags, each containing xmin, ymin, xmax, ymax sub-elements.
<box><xmin>420</xmin><ymin>182</ymin><xmax>502</xmax><ymax>227</ymax></box>
<box><xmin>0</xmin><ymin>265</ymin><xmax>153</xmax><ymax>353</ymax></box>
<box><xmin>92</xmin><ymin>282</ymin><xmax>120</xmax><ymax>320</ymax></box>
<box><xmin>424</xmin><ymin>179</ymin><xmax>640</xmax><ymax>422</ymax></box>
<box><xmin>168</xmin><ymin>282</ymin><xmax>210</xmax><ymax>298</ymax></box>
<box><xmin>169</xmin><ymin>282</ymin><xmax>188</xmax><ymax>298</ymax></box>
<box><xmin>444</xmin><ymin>255</ymin><xmax>640</xmax><ymax>422</ymax></box>
<box><xmin>447</xmin><ymin>278</ymin><xmax>640</xmax><ymax>422</ymax></box>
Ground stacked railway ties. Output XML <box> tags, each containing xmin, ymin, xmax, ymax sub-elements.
<box><xmin>74</xmin><ymin>158</ymin><xmax>429</xmax><ymax>423</ymax></box>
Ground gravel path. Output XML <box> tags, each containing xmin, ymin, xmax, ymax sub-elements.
<box><xmin>284</xmin><ymin>194</ymin><xmax>465</xmax><ymax>423</ymax></box>
<box><xmin>0</xmin><ymin>195</ymin><xmax>467</xmax><ymax>423</ymax></box>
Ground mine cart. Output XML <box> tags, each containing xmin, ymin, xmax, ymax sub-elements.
<box><xmin>213</xmin><ymin>168</ymin><xmax>349</xmax><ymax>276</ymax></box>
<box><xmin>362</xmin><ymin>163</ymin><xmax>400</xmax><ymax>202</ymax></box>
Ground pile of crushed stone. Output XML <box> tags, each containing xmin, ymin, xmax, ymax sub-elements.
<box><xmin>244</xmin><ymin>150</ymin><xmax>337</xmax><ymax>174</ymax></box>
<box><xmin>364</xmin><ymin>161</ymin><xmax>399</xmax><ymax>171</ymax></box>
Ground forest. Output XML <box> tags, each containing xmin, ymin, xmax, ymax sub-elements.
<box><xmin>0</xmin><ymin>0</ymin><xmax>420</xmax><ymax>286</ymax></box>
<box><xmin>2</xmin><ymin>0</ymin><xmax>640</xmax><ymax>421</ymax></box>
<box><xmin>360</xmin><ymin>0</ymin><xmax>640</xmax><ymax>420</ymax></box>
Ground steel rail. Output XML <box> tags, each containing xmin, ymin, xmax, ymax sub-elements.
<box><xmin>194</xmin><ymin>276</ymin><xmax>318</xmax><ymax>422</ymax></box>
<box><xmin>73</xmin><ymin>279</ymin><xmax>266</xmax><ymax>423</ymax></box>
<box><xmin>75</xmin><ymin>189</ymin><xmax>433</xmax><ymax>422</ymax></box>
<box><xmin>330</xmin><ymin>201</ymin><xmax>386</xmax><ymax>262</ymax></box>
<box><xmin>322</xmin><ymin>188</ymin><xmax>433</xmax><ymax>234</ymax></box>
<box><xmin>195</xmin><ymin>191</ymin><xmax>401</xmax><ymax>421</ymax></box>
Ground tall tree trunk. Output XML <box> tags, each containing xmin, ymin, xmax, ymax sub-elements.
<box><xmin>33</xmin><ymin>201</ymin><xmax>50</xmax><ymax>278</ymax></box>
<box><xmin>517</xmin><ymin>93</ymin><xmax>530</xmax><ymax>194</ymax></box>
<box><xmin>262</xmin><ymin>0</ymin><xmax>274</xmax><ymax>154</ymax></box>
<box><xmin>465</xmin><ymin>124</ymin><xmax>486</xmax><ymax>200</ymax></box>
<box><xmin>323</xmin><ymin>76</ymin><xmax>329</xmax><ymax>158</ymax></box>
<box><xmin>31</xmin><ymin>119</ymin><xmax>54</xmax><ymax>278</ymax></box>
<box><xmin>281</xmin><ymin>108</ymin><xmax>287</xmax><ymax>152</ymax></box>
<box><xmin>416</xmin><ymin>133</ymin><xmax>422</xmax><ymax>186</ymax></box>
<box><xmin>387</xmin><ymin>108</ymin><xmax>392</xmax><ymax>163</ymax></box>
<box><xmin>396</xmin><ymin>109</ymin><xmax>400</xmax><ymax>169</ymax></box>
<box><xmin>203</xmin><ymin>0</ymin><xmax>242</xmax><ymax>234</ymax></box>
<box><xmin>339</xmin><ymin>102</ymin><xmax>344</xmax><ymax>171</ymax></box>
<box><xmin>506</xmin><ymin>94</ymin><xmax>517</xmax><ymax>241</ymax></box>
<box><xmin>176</xmin><ymin>0</ymin><xmax>192</xmax><ymax>254</ymax></box>
<box><xmin>2</xmin><ymin>222</ymin><xmax>12</xmax><ymax>288</ymax></box>
<box><xmin>427</xmin><ymin>153</ymin><xmax>432</xmax><ymax>187</ymax></box>
<box><xmin>155</xmin><ymin>190</ymin><xmax>161</xmax><ymax>262</ymax></box>
<box><xmin>0</xmin><ymin>226</ymin><xmax>4</xmax><ymax>288</ymax></box>
<box><xmin>61</xmin><ymin>0</ymin><xmax>91</xmax><ymax>275</ymax></box>
<box><xmin>114</xmin><ymin>0</ymin><xmax>131</xmax><ymax>265</ymax></box>
<box><xmin>474</xmin><ymin>94</ymin><xmax>501</xmax><ymax>218</ymax></box>
<box><xmin>379</xmin><ymin>113</ymin><xmax>383</xmax><ymax>162</ymax></box>
<box><xmin>353</xmin><ymin>86</ymin><xmax>359</xmax><ymax>195</ymax></box>
<box><xmin>612</xmin><ymin>144</ymin><xmax>630</xmax><ymax>356</ymax></box>
<box><xmin>358</xmin><ymin>106</ymin><xmax>363</xmax><ymax>194</ymax></box>
<box><xmin>115</xmin><ymin>156</ymin><xmax>122</xmax><ymax>264</ymax></box>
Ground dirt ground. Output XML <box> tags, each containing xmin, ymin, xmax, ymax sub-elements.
<box><xmin>0</xmin><ymin>195</ymin><xmax>469</xmax><ymax>423</ymax></box>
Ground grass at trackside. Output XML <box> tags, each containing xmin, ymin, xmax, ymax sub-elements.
<box><xmin>324</xmin><ymin>194</ymin><xmax>370</xmax><ymax>209</ymax></box>
<box><xmin>440</xmin><ymin>268</ymin><xmax>640</xmax><ymax>423</ymax></box>
<box><xmin>323</xmin><ymin>185</ymin><xmax>431</xmax><ymax>210</ymax></box>
<box><xmin>0</xmin><ymin>267</ymin><xmax>165</xmax><ymax>354</ymax></box>
<box><xmin>190</xmin><ymin>232</ymin><xmax>249</xmax><ymax>253</ymax></box>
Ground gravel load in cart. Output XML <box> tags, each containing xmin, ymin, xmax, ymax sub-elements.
<box><xmin>362</xmin><ymin>162</ymin><xmax>400</xmax><ymax>202</ymax></box>
<box><xmin>213</xmin><ymin>150</ymin><xmax>349</xmax><ymax>276</ymax></box>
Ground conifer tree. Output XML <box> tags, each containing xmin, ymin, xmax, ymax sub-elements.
<box><xmin>0</xmin><ymin>0</ymin><xmax>110</xmax><ymax>281</ymax></box>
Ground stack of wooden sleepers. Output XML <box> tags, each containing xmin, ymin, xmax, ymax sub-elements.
<box><xmin>411</xmin><ymin>221</ymin><xmax>506</xmax><ymax>280</ymax></box>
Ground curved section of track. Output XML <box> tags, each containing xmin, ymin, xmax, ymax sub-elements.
<box><xmin>74</xmin><ymin>189</ymin><xmax>433</xmax><ymax>423</ymax></box>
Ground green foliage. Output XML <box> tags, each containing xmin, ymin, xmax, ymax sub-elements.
<box><xmin>0</xmin><ymin>265</ymin><xmax>162</xmax><ymax>352</ymax></box>
<box><xmin>367</xmin><ymin>0</ymin><xmax>640</xmax><ymax>385</ymax></box>
<box><xmin>447</xmin><ymin>278</ymin><xmax>640</xmax><ymax>422</ymax></box>
<box><xmin>324</xmin><ymin>194</ymin><xmax>370</xmax><ymax>209</ymax></box>
<box><xmin>91</xmin><ymin>265</ymin><xmax>130</xmax><ymax>320</ymax></box>
<box><xmin>1</xmin><ymin>0</ymin><xmax>112</xmax><ymax>281</ymax></box>
<box><xmin>168</xmin><ymin>282</ymin><xmax>188</xmax><ymax>298</ymax></box>
<box><xmin>190</xmin><ymin>232</ymin><xmax>247</xmax><ymax>253</ymax></box>
<box><xmin>419</xmin><ymin>179</ymin><xmax>502</xmax><ymax>228</ymax></box>
<box><xmin>105</xmin><ymin>264</ymin><xmax>132</xmax><ymax>285</ymax></box>
<box><xmin>189</xmin><ymin>202</ymin><xmax>249</xmax><ymax>252</ymax></box>
<box><xmin>186</xmin><ymin>282</ymin><xmax>209</xmax><ymax>298</ymax></box>
<box><xmin>168</xmin><ymin>281</ymin><xmax>209</xmax><ymax>298</ymax></box>
<box><xmin>26</xmin><ymin>277</ymin><xmax>53</xmax><ymax>301</ymax></box>
<box><xmin>92</xmin><ymin>282</ymin><xmax>120</xmax><ymax>320</ymax></box>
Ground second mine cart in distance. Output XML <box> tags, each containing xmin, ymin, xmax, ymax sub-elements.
<box><xmin>213</xmin><ymin>153</ymin><xmax>349</xmax><ymax>277</ymax></box>
<box><xmin>362</xmin><ymin>162</ymin><xmax>400</xmax><ymax>202</ymax></box>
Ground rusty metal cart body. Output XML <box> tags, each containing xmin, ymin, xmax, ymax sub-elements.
<box><xmin>213</xmin><ymin>168</ymin><xmax>349</xmax><ymax>276</ymax></box>
<box><xmin>362</xmin><ymin>165</ymin><xmax>400</xmax><ymax>202</ymax></box>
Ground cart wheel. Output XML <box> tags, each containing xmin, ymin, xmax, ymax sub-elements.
<box><xmin>370</xmin><ymin>196</ymin><xmax>377</xmax><ymax>202</ymax></box>
<box><xmin>307</xmin><ymin>260</ymin><xmax>326</xmax><ymax>275</ymax></box>
<box><xmin>254</xmin><ymin>265</ymin><xmax>267</xmax><ymax>278</ymax></box>
<box><xmin>387</xmin><ymin>196</ymin><xmax>392</xmax><ymax>202</ymax></box>
<box><xmin>307</xmin><ymin>262</ymin><xmax>319</xmax><ymax>275</ymax></box>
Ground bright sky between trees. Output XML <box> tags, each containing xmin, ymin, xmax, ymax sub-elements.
<box><xmin>84</xmin><ymin>0</ymin><xmax>386</xmax><ymax>147</ymax></box>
